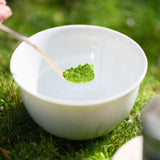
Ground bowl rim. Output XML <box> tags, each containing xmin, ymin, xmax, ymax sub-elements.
<box><xmin>10</xmin><ymin>24</ymin><xmax>148</xmax><ymax>107</ymax></box>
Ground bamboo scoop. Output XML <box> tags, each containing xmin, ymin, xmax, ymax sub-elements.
<box><xmin>0</xmin><ymin>24</ymin><xmax>95</xmax><ymax>84</ymax></box>
<box><xmin>0</xmin><ymin>23</ymin><xmax>63</xmax><ymax>78</ymax></box>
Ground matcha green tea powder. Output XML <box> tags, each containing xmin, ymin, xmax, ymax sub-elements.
<box><xmin>63</xmin><ymin>63</ymin><xmax>95</xmax><ymax>84</ymax></box>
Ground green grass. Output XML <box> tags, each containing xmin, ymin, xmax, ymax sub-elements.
<box><xmin>0</xmin><ymin>0</ymin><xmax>160</xmax><ymax>159</ymax></box>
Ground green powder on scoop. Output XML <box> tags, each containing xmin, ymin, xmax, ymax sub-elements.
<box><xmin>63</xmin><ymin>63</ymin><xmax>95</xmax><ymax>84</ymax></box>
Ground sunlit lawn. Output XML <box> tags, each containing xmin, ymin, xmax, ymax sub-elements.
<box><xmin>0</xmin><ymin>0</ymin><xmax>160</xmax><ymax>159</ymax></box>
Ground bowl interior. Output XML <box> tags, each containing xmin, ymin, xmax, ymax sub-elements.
<box><xmin>10</xmin><ymin>25</ymin><xmax>147</xmax><ymax>103</ymax></box>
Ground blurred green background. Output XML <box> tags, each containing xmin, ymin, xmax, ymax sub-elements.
<box><xmin>0</xmin><ymin>0</ymin><xmax>160</xmax><ymax>159</ymax></box>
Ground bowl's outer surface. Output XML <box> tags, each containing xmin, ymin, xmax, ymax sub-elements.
<box><xmin>20</xmin><ymin>86</ymin><xmax>139</xmax><ymax>140</ymax></box>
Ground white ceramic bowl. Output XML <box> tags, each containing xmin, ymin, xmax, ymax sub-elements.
<box><xmin>10</xmin><ymin>25</ymin><xmax>147</xmax><ymax>140</ymax></box>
